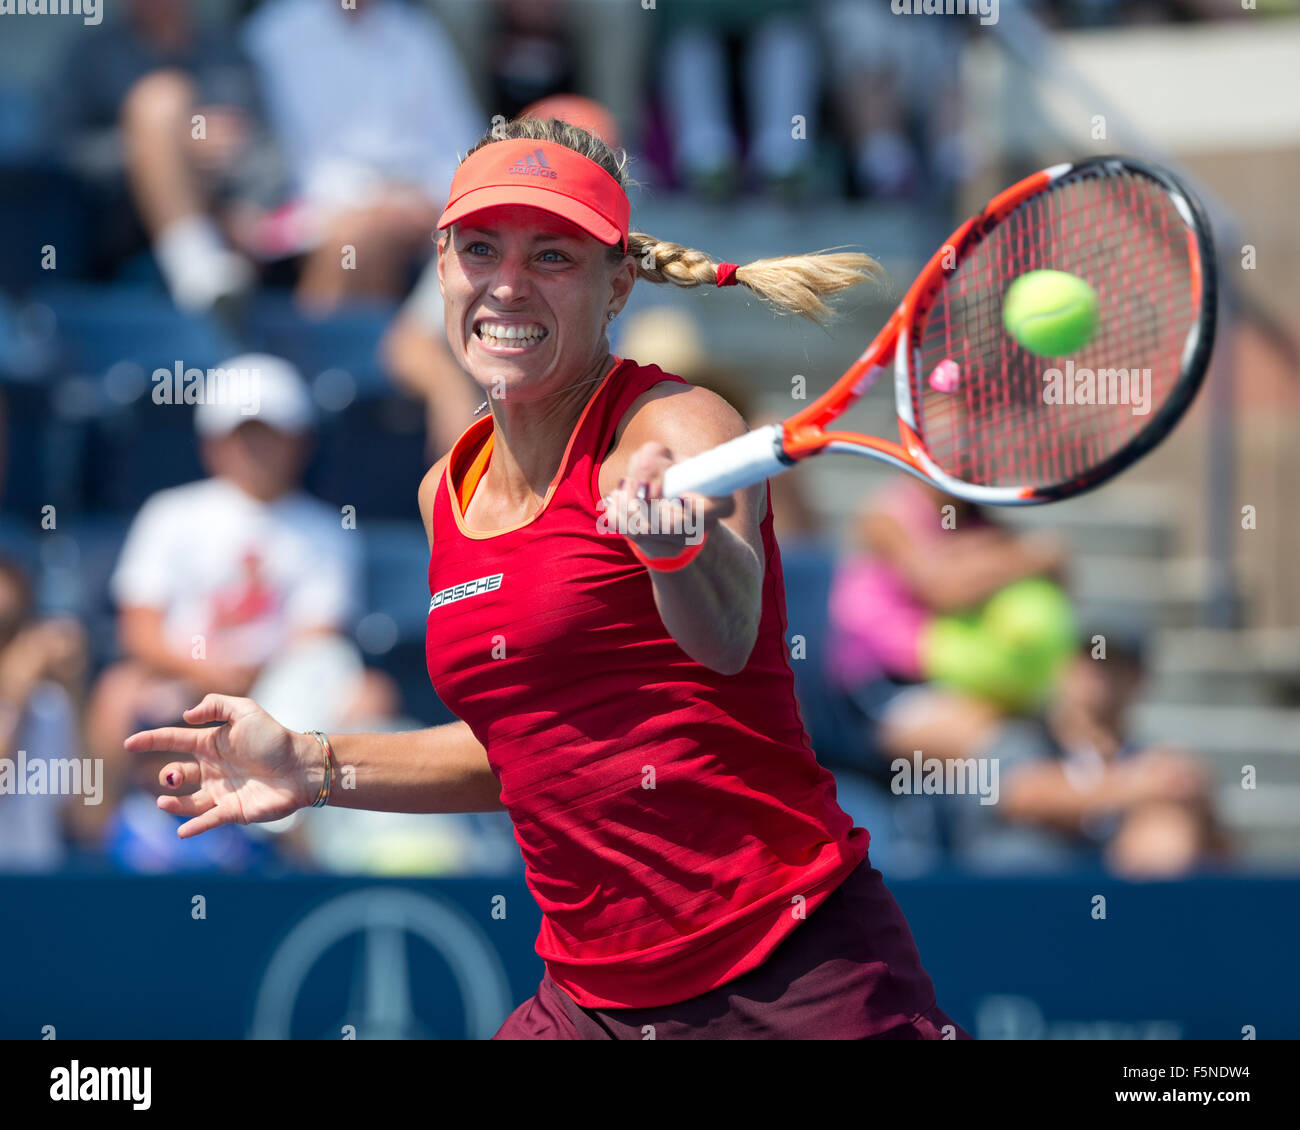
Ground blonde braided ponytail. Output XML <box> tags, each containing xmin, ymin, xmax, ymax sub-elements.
<box><xmin>453</xmin><ymin>116</ymin><xmax>884</xmax><ymax>327</ymax></box>
<box><xmin>626</xmin><ymin>234</ymin><xmax>882</xmax><ymax>326</ymax></box>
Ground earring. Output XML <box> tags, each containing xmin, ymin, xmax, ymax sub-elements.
<box><xmin>607</xmin><ymin>311</ymin><xmax>616</xmax><ymax>322</ymax></box>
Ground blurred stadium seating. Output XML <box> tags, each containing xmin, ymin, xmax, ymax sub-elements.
<box><xmin>1</xmin><ymin>2</ymin><xmax>1296</xmax><ymax>860</ymax></box>
<box><xmin>0</xmin><ymin>0</ymin><xmax>1297</xmax><ymax>1044</ymax></box>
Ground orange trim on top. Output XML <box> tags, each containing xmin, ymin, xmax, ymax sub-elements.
<box><xmin>458</xmin><ymin>429</ymin><xmax>495</xmax><ymax>512</ymax></box>
<box><xmin>444</xmin><ymin>357</ymin><xmax>628</xmax><ymax>540</ymax></box>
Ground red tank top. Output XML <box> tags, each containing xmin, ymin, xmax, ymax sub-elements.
<box><xmin>425</xmin><ymin>357</ymin><xmax>869</xmax><ymax>1009</ymax></box>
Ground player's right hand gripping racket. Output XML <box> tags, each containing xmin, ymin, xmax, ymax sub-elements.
<box><xmin>662</xmin><ymin>156</ymin><xmax>1217</xmax><ymax>506</ymax></box>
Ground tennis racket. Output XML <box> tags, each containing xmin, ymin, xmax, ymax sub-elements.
<box><xmin>662</xmin><ymin>155</ymin><xmax>1217</xmax><ymax>506</ymax></box>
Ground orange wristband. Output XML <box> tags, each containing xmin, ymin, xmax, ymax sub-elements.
<box><xmin>629</xmin><ymin>532</ymin><xmax>708</xmax><ymax>572</ymax></box>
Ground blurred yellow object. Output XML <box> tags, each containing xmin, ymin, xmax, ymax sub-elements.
<box><xmin>617</xmin><ymin>307</ymin><xmax>706</xmax><ymax>380</ymax></box>
<box><xmin>366</xmin><ymin>829</ymin><xmax>467</xmax><ymax>877</ymax></box>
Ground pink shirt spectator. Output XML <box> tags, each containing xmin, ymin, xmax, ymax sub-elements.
<box><xmin>827</xmin><ymin>480</ymin><xmax>988</xmax><ymax>688</ymax></box>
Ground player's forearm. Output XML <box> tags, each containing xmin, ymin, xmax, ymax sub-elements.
<box><xmin>649</xmin><ymin>523</ymin><xmax>763</xmax><ymax>676</ymax></box>
<box><xmin>314</xmin><ymin>720</ymin><xmax>505</xmax><ymax>814</ymax></box>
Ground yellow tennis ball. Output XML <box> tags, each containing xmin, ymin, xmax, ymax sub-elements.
<box><xmin>1002</xmin><ymin>270</ymin><xmax>1099</xmax><ymax>357</ymax></box>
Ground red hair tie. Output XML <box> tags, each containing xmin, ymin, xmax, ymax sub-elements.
<box><xmin>715</xmin><ymin>262</ymin><xmax>740</xmax><ymax>287</ymax></box>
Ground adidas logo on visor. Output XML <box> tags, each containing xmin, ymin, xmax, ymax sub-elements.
<box><xmin>506</xmin><ymin>148</ymin><xmax>558</xmax><ymax>180</ymax></box>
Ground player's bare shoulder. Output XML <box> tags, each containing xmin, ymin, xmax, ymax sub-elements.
<box><xmin>614</xmin><ymin>379</ymin><xmax>748</xmax><ymax>464</ymax></box>
<box><xmin>603</xmin><ymin>376</ymin><xmax>765</xmax><ymax>521</ymax></box>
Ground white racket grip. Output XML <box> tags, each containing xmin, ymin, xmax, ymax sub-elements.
<box><xmin>662</xmin><ymin>424</ymin><xmax>790</xmax><ymax>499</ymax></box>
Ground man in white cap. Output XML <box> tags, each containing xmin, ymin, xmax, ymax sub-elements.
<box><xmin>85</xmin><ymin>354</ymin><xmax>398</xmax><ymax>868</ymax></box>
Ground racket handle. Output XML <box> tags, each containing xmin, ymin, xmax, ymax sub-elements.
<box><xmin>662</xmin><ymin>424</ymin><xmax>790</xmax><ymax>499</ymax></box>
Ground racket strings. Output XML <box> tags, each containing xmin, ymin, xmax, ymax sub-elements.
<box><xmin>914</xmin><ymin>169</ymin><xmax>1197</xmax><ymax>489</ymax></box>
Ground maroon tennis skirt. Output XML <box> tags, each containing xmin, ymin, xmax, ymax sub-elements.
<box><xmin>493</xmin><ymin>855</ymin><xmax>972</xmax><ymax>1040</ymax></box>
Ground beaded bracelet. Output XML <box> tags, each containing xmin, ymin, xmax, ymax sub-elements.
<box><xmin>306</xmin><ymin>729</ymin><xmax>334</xmax><ymax>808</ymax></box>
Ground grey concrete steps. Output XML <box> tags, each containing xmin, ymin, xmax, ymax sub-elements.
<box><xmin>1219</xmin><ymin>785</ymin><xmax>1300</xmax><ymax>826</ymax></box>
<box><xmin>1068</xmin><ymin>555</ymin><xmax>1247</xmax><ymax>630</ymax></box>
<box><xmin>1153</xmin><ymin>627</ymin><xmax>1300</xmax><ymax>675</ymax></box>
<box><xmin>1218</xmin><ymin>787</ymin><xmax>1300</xmax><ymax>860</ymax></box>
<box><xmin>1001</xmin><ymin>485</ymin><xmax>1179</xmax><ymax>559</ymax></box>
<box><xmin>1146</xmin><ymin>628</ymin><xmax>1300</xmax><ymax>707</ymax></box>
<box><xmin>1131</xmin><ymin>703</ymin><xmax>1299</xmax><ymax>762</ymax></box>
<box><xmin>1132</xmin><ymin>702</ymin><xmax>1300</xmax><ymax>852</ymax></box>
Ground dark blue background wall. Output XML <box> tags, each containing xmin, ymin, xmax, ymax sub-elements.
<box><xmin>3</xmin><ymin>873</ymin><xmax>1295</xmax><ymax>1039</ymax></box>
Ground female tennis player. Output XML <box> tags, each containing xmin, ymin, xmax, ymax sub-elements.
<box><xmin>126</xmin><ymin>117</ymin><xmax>971</xmax><ymax>1040</ymax></box>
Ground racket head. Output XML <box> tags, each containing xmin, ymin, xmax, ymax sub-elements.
<box><xmin>891</xmin><ymin>156</ymin><xmax>1217</xmax><ymax>504</ymax></box>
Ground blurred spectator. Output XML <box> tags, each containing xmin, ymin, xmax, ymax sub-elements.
<box><xmin>240</xmin><ymin>0</ymin><xmax>483</xmax><ymax>313</ymax></box>
<box><xmin>85</xmin><ymin>353</ymin><xmax>399</xmax><ymax>870</ymax></box>
<box><xmin>819</xmin><ymin>0</ymin><xmax>979</xmax><ymax>199</ymax></box>
<box><xmin>826</xmin><ymin>480</ymin><xmax>1229</xmax><ymax>877</ymax></box>
<box><xmin>380</xmin><ymin>255</ymin><xmax>481</xmax><ymax>461</ymax></box>
<box><xmin>432</xmin><ymin>0</ymin><xmax>651</xmax><ymax>153</ymax></box>
<box><xmin>49</xmin><ymin>0</ymin><xmax>268</xmax><ymax>311</ymax></box>
<box><xmin>827</xmin><ymin>478</ymin><xmax>1075</xmax><ymax>764</ymax></box>
<box><xmin>382</xmin><ymin>99</ymin><xmax>622</xmax><ymax>460</ymax></box>
<box><xmin>996</xmin><ymin>637</ymin><xmax>1230</xmax><ymax>877</ymax></box>
<box><xmin>518</xmin><ymin>94</ymin><xmax>622</xmax><ymax>158</ymax></box>
<box><xmin>654</xmin><ymin>0</ymin><xmax>821</xmax><ymax>200</ymax></box>
<box><xmin>0</xmin><ymin>558</ymin><xmax>88</xmax><ymax>872</ymax></box>
<box><xmin>488</xmin><ymin>0</ymin><xmax>579</xmax><ymax>121</ymax></box>
<box><xmin>939</xmin><ymin>635</ymin><xmax>1231</xmax><ymax>877</ymax></box>
<box><xmin>99</xmin><ymin>770</ymin><xmax>285</xmax><ymax>873</ymax></box>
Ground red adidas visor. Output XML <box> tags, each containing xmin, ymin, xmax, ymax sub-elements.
<box><xmin>437</xmin><ymin>139</ymin><xmax>630</xmax><ymax>252</ymax></box>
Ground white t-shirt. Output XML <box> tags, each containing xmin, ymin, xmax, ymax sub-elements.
<box><xmin>110</xmin><ymin>478</ymin><xmax>361</xmax><ymax>668</ymax></box>
<box><xmin>242</xmin><ymin>0</ymin><xmax>483</xmax><ymax>208</ymax></box>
